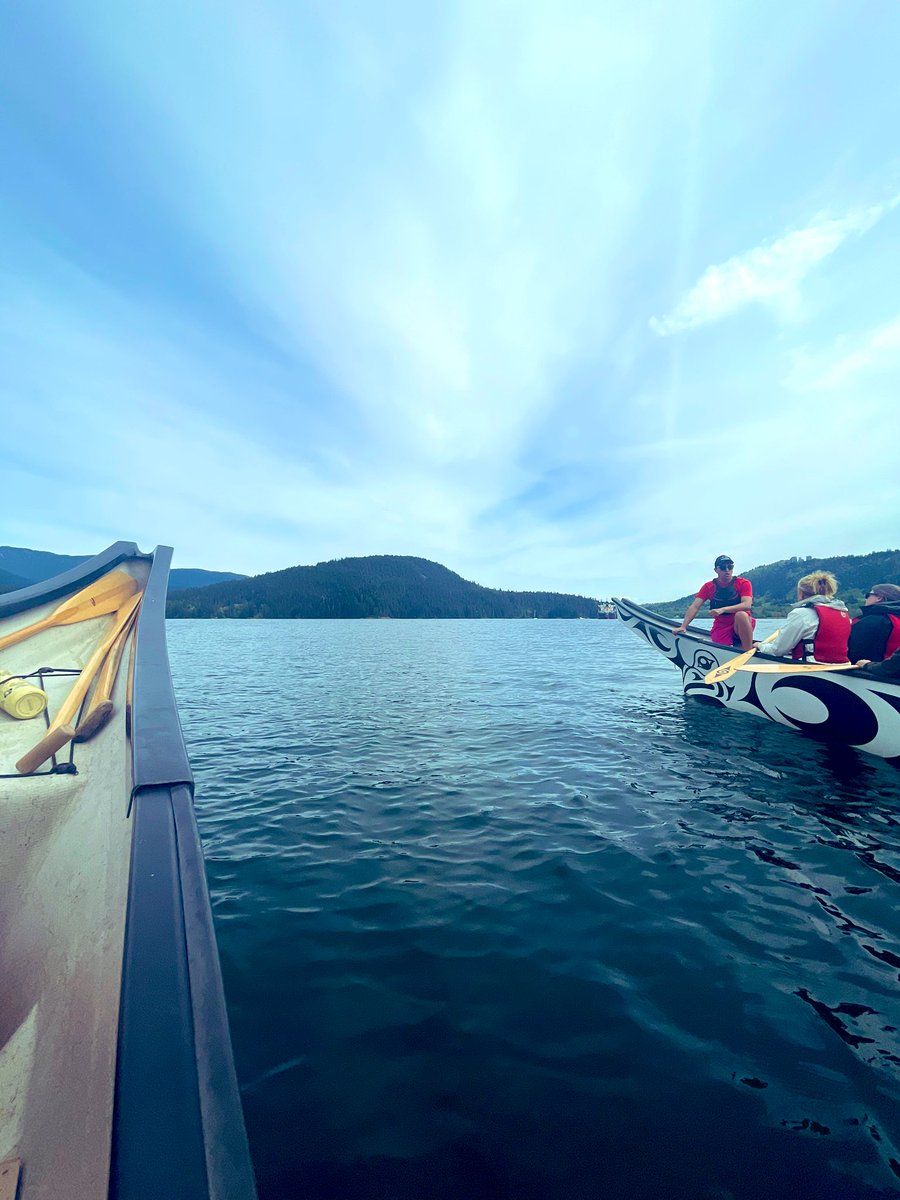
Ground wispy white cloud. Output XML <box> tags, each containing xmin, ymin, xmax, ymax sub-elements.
<box><xmin>650</xmin><ymin>198</ymin><xmax>899</xmax><ymax>336</ymax></box>
<box><xmin>809</xmin><ymin>314</ymin><xmax>900</xmax><ymax>390</ymax></box>
<box><xmin>76</xmin><ymin>0</ymin><xmax>701</xmax><ymax>469</ymax></box>
<box><xmin>3</xmin><ymin>0</ymin><xmax>900</xmax><ymax>599</ymax></box>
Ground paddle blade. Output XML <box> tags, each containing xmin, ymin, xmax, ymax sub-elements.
<box><xmin>705</xmin><ymin>649</ymin><xmax>754</xmax><ymax>685</ymax></box>
<box><xmin>703</xmin><ymin>629</ymin><xmax>781</xmax><ymax>685</ymax></box>
<box><xmin>0</xmin><ymin>569</ymin><xmax>139</xmax><ymax>654</ymax></box>
<box><xmin>53</xmin><ymin>569</ymin><xmax>139</xmax><ymax>625</ymax></box>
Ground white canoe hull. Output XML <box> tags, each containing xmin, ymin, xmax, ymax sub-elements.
<box><xmin>613</xmin><ymin>596</ymin><xmax>900</xmax><ymax>764</ymax></box>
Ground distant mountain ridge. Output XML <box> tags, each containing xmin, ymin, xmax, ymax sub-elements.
<box><xmin>0</xmin><ymin>566</ymin><xmax>32</xmax><ymax>593</ymax></box>
<box><xmin>651</xmin><ymin>549</ymin><xmax>900</xmax><ymax>618</ymax></box>
<box><xmin>0</xmin><ymin>546</ymin><xmax>247</xmax><ymax>595</ymax></box>
<box><xmin>166</xmin><ymin>554</ymin><xmax>602</xmax><ymax>619</ymax></box>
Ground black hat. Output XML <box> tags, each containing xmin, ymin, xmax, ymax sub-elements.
<box><xmin>868</xmin><ymin>583</ymin><xmax>900</xmax><ymax>603</ymax></box>
<box><xmin>714</xmin><ymin>555</ymin><xmax>734</xmax><ymax>569</ymax></box>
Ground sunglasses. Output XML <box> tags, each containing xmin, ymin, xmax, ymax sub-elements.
<box><xmin>718</xmin><ymin>562</ymin><xmax>734</xmax><ymax>569</ymax></box>
<box><xmin>865</xmin><ymin>591</ymin><xmax>880</xmax><ymax>599</ymax></box>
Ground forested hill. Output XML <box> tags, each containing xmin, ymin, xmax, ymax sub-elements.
<box><xmin>165</xmin><ymin>555</ymin><xmax>601</xmax><ymax>619</ymax></box>
<box><xmin>651</xmin><ymin>549</ymin><xmax>900</xmax><ymax>618</ymax></box>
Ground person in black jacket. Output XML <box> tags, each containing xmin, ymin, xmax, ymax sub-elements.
<box><xmin>847</xmin><ymin>583</ymin><xmax>900</xmax><ymax>662</ymax></box>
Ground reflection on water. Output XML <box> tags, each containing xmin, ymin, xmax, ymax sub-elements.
<box><xmin>168</xmin><ymin>619</ymin><xmax>900</xmax><ymax>1200</ymax></box>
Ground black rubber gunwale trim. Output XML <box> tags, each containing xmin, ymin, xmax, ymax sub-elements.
<box><xmin>130</xmin><ymin>545</ymin><xmax>194</xmax><ymax>801</ymax></box>
<box><xmin>110</xmin><ymin>784</ymin><xmax>210</xmax><ymax>1199</ymax></box>
<box><xmin>114</xmin><ymin>546</ymin><xmax>257</xmax><ymax>1199</ymax></box>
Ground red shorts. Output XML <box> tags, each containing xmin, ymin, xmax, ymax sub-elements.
<box><xmin>711</xmin><ymin>613</ymin><xmax>756</xmax><ymax>646</ymax></box>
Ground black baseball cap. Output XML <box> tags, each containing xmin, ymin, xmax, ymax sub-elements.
<box><xmin>714</xmin><ymin>555</ymin><xmax>734</xmax><ymax>569</ymax></box>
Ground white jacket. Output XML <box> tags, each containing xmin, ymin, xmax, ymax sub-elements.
<box><xmin>757</xmin><ymin>596</ymin><xmax>849</xmax><ymax>659</ymax></box>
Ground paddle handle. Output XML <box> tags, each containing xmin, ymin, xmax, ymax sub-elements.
<box><xmin>15</xmin><ymin>725</ymin><xmax>76</xmax><ymax>775</ymax></box>
<box><xmin>739</xmin><ymin>660</ymin><xmax>859</xmax><ymax>674</ymax></box>
<box><xmin>0</xmin><ymin>614</ymin><xmax>53</xmax><ymax>654</ymax></box>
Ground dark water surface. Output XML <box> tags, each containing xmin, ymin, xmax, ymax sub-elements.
<box><xmin>168</xmin><ymin>619</ymin><xmax>900</xmax><ymax>1200</ymax></box>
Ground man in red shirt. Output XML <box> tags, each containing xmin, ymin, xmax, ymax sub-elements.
<box><xmin>675</xmin><ymin>555</ymin><xmax>755</xmax><ymax>650</ymax></box>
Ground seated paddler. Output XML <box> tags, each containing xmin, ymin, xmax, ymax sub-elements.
<box><xmin>848</xmin><ymin>583</ymin><xmax>900</xmax><ymax>663</ymax></box>
<box><xmin>676</xmin><ymin>555</ymin><xmax>755</xmax><ymax>651</ymax></box>
<box><xmin>755</xmin><ymin>570</ymin><xmax>851</xmax><ymax>663</ymax></box>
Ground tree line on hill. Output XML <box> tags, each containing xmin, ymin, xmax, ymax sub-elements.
<box><xmin>165</xmin><ymin>555</ymin><xmax>602</xmax><ymax>619</ymax></box>
<box><xmin>651</xmin><ymin>548</ymin><xmax>900</xmax><ymax>618</ymax></box>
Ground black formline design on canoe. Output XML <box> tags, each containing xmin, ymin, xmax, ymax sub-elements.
<box><xmin>612</xmin><ymin>596</ymin><xmax>900</xmax><ymax>764</ymax></box>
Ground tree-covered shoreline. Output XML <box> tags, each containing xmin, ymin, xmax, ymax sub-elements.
<box><xmin>166</xmin><ymin>555</ymin><xmax>603</xmax><ymax>619</ymax></box>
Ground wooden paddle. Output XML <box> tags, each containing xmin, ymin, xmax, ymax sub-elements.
<box><xmin>0</xmin><ymin>1157</ymin><xmax>21</xmax><ymax>1200</ymax></box>
<box><xmin>125</xmin><ymin>629</ymin><xmax>136</xmax><ymax>739</ymax></box>
<box><xmin>0</xmin><ymin>569</ymin><xmax>139</xmax><ymax>654</ymax></box>
<box><xmin>73</xmin><ymin>601</ymin><xmax>140</xmax><ymax>741</ymax></box>
<box><xmin>704</xmin><ymin>630</ymin><xmax>780</xmax><ymax>685</ymax></box>
<box><xmin>738</xmin><ymin>660</ymin><xmax>860</xmax><ymax>675</ymax></box>
<box><xmin>16</xmin><ymin>593</ymin><xmax>142</xmax><ymax>774</ymax></box>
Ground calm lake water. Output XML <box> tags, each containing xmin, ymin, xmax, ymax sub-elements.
<box><xmin>167</xmin><ymin>619</ymin><xmax>900</xmax><ymax>1200</ymax></box>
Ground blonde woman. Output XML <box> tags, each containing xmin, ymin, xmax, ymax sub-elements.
<box><xmin>756</xmin><ymin>571</ymin><xmax>851</xmax><ymax>663</ymax></box>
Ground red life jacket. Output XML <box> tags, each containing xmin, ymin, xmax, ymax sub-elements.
<box><xmin>792</xmin><ymin>605</ymin><xmax>851</xmax><ymax>663</ymax></box>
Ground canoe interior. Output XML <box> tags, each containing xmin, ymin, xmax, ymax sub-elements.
<box><xmin>0</xmin><ymin>558</ymin><xmax>148</xmax><ymax>1199</ymax></box>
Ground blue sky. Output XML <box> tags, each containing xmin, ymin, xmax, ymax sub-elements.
<box><xmin>2</xmin><ymin>0</ymin><xmax>899</xmax><ymax>599</ymax></box>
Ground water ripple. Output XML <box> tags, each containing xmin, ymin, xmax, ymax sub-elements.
<box><xmin>169</xmin><ymin>619</ymin><xmax>900</xmax><ymax>1200</ymax></box>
